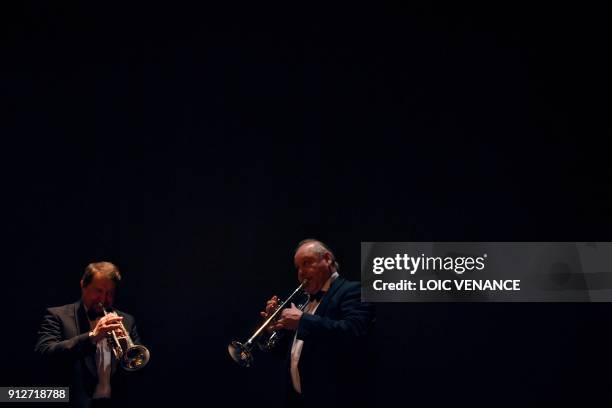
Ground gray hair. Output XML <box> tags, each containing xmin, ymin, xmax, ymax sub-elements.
<box><xmin>295</xmin><ymin>239</ymin><xmax>340</xmax><ymax>271</ymax></box>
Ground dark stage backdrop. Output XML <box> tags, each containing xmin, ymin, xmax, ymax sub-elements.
<box><xmin>2</xmin><ymin>3</ymin><xmax>611</xmax><ymax>407</ymax></box>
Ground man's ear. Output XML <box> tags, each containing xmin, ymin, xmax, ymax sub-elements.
<box><xmin>80</xmin><ymin>279</ymin><xmax>84</xmax><ymax>290</ymax></box>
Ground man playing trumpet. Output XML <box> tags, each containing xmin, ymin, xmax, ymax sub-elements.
<box><xmin>35</xmin><ymin>262</ymin><xmax>145</xmax><ymax>408</ymax></box>
<box><xmin>261</xmin><ymin>239</ymin><xmax>376</xmax><ymax>408</ymax></box>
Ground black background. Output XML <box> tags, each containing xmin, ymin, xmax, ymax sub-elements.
<box><xmin>2</xmin><ymin>3</ymin><xmax>611</xmax><ymax>407</ymax></box>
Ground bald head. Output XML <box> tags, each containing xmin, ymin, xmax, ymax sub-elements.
<box><xmin>294</xmin><ymin>239</ymin><xmax>338</xmax><ymax>294</ymax></box>
<box><xmin>294</xmin><ymin>239</ymin><xmax>339</xmax><ymax>270</ymax></box>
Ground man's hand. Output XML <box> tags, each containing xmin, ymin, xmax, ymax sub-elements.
<box><xmin>274</xmin><ymin>303</ymin><xmax>303</xmax><ymax>331</ymax></box>
<box><xmin>260</xmin><ymin>295</ymin><xmax>279</xmax><ymax>319</ymax></box>
<box><xmin>260</xmin><ymin>296</ymin><xmax>280</xmax><ymax>333</ymax></box>
<box><xmin>90</xmin><ymin>314</ymin><xmax>124</xmax><ymax>343</ymax></box>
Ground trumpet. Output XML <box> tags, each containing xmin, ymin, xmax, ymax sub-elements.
<box><xmin>228</xmin><ymin>280</ymin><xmax>309</xmax><ymax>367</ymax></box>
<box><xmin>99</xmin><ymin>302</ymin><xmax>150</xmax><ymax>371</ymax></box>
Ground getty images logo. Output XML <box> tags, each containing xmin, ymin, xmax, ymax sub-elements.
<box><xmin>372</xmin><ymin>253</ymin><xmax>488</xmax><ymax>275</ymax></box>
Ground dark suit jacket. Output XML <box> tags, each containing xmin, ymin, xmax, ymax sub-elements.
<box><xmin>286</xmin><ymin>276</ymin><xmax>376</xmax><ymax>407</ymax></box>
<box><xmin>34</xmin><ymin>301</ymin><xmax>142</xmax><ymax>408</ymax></box>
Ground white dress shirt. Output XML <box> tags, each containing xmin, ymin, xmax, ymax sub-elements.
<box><xmin>85</xmin><ymin>306</ymin><xmax>112</xmax><ymax>399</ymax></box>
<box><xmin>290</xmin><ymin>271</ymin><xmax>339</xmax><ymax>394</ymax></box>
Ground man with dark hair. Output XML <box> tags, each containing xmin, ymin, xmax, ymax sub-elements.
<box><xmin>81</xmin><ymin>262</ymin><xmax>122</xmax><ymax>289</ymax></box>
<box><xmin>263</xmin><ymin>239</ymin><xmax>376</xmax><ymax>408</ymax></box>
<box><xmin>35</xmin><ymin>262</ymin><xmax>144</xmax><ymax>408</ymax></box>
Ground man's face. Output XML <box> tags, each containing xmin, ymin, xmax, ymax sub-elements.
<box><xmin>80</xmin><ymin>272</ymin><xmax>116</xmax><ymax>314</ymax></box>
<box><xmin>294</xmin><ymin>243</ymin><xmax>333</xmax><ymax>294</ymax></box>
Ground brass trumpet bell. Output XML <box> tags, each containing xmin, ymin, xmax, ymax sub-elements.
<box><xmin>228</xmin><ymin>341</ymin><xmax>254</xmax><ymax>368</ymax></box>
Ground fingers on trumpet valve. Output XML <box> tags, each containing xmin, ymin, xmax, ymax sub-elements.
<box><xmin>260</xmin><ymin>295</ymin><xmax>279</xmax><ymax>318</ymax></box>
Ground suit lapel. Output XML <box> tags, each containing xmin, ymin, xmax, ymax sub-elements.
<box><xmin>74</xmin><ymin>301</ymin><xmax>98</xmax><ymax>378</ymax></box>
<box><xmin>314</xmin><ymin>276</ymin><xmax>346</xmax><ymax>317</ymax></box>
<box><xmin>74</xmin><ymin>301</ymin><xmax>89</xmax><ymax>336</ymax></box>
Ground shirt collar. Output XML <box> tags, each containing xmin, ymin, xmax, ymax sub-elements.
<box><xmin>321</xmin><ymin>271</ymin><xmax>339</xmax><ymax>292</ymax></box>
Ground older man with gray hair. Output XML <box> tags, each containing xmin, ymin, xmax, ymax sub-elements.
<box><xmin>263</xmin><ymin>239</ymin><xmax>376</xmax><ymax>408</ymax></box>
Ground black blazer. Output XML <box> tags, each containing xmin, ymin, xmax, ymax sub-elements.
<box><xmin>34</xmin><ymin>301</ymin><xmax>141</xmax><ymax>408</ymax></box>
<box><xmin>287</xmin><ymin>276</ymin><xmax>376</xmax><ymax>407</ymax></box>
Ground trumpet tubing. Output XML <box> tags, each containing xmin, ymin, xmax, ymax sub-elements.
<box><xmin>99</xmin><ymin>303</ymin><xmax>151</xmax><ymax>371</ymax></box>
<box><xmin>228</xmin><ymin>280</ymin><xmax>309</xmax><ymax>367</ymax></box>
